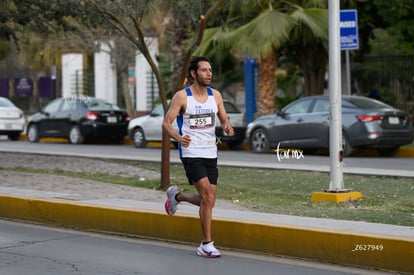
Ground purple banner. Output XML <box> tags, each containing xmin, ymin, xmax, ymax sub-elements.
<box><xmin>0</xmin><ymin>78</ymin><xmax>9</xmax><ymax>97</ymax></box>
<box><xmin>14</xmin><ymin>77</ymin><xmax>33</xmax><ymax>97</ymax></box>
<box><xmin>38</xmin><ymin>76</ymin><xmax>53</xmax><ymax>97</ymax></box>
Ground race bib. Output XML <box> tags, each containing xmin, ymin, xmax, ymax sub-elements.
<box><xmin>189</xmin><ymin>113</ymin><xmax>215</xmax><ymax>129</ymax></box>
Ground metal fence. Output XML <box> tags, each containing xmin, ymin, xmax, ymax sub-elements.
<box><xmin>351</xmin><ymin>55</ymin><xmax>414</xmax><ymax>115</ymax></box>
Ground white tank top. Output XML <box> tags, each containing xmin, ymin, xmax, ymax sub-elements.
<box><xmin>177</xmin><ymin>86</ymin><xmax>218</xmax><ymax>158</ymax></box>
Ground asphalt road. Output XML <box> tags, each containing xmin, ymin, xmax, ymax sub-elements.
<box><xmin>0</xmin><ymin>140</ymin><xmax>413</xmax><ymax>177</ymax></box>
<box><xmin>0</xmin><ymin>219</ymin><xmax>389</xmax><ymax>275</ymax></box>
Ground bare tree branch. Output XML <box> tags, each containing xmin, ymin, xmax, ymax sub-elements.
<box><xmin>176</xmin><ymin>0</ymin><xmax>225</xmax><ymax>89</ymax></box>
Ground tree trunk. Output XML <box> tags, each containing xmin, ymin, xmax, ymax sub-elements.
<box><xmin>298</xmin><ymin>43</ymin><xmax>328</xmax><ymax>96</ymax></box>
<box><xmin>168</xmin><ymin>9</ymin><xmax>190</xmax><ymax>93</ymax></box>
<box><xmin>119</xmin><ymin>66</ymin><xmax>135</xmax><ymax>118</ymax></box>
<box><xmin>255</xmin><ymin>49</ymin><xmax>277</xmax><ymax>117</ymax></box>
<box><xmin>159</xmin><ymin>0</ymin><xmax>225</xmax><ymax>190</ymax></box>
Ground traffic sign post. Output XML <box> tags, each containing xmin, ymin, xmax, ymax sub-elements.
<box><xmin>340</xmin><ymin>9</ymin><xmax>359</xmax><ymax>50</ymax></box>
<box><xmin>340</xmin><ymin>9</ymin><xmax>359</xmax><ymax>95</ymax></box>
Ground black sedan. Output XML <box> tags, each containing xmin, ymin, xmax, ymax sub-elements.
<box><xmin>27</xmin><ymin>97</ymin><xmax>130</xmax><ymax>144</ymax></box>
<box><xmin>246</xmin><ymin>95</ymin><xmax>414</xmax><ymax>156</ymax></box>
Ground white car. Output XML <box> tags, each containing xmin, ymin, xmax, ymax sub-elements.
<box><xmin>128</xmin><ymin>101</ymin><xmax>246</xmax><ymax>149</ymax></box>
<box><xmin>0</xmin><ymin>97</ymin><xmax>25</xmax><ymax>140</ymax></box>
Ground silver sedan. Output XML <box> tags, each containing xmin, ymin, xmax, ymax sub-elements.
<box><xmin>0</xmin><ymin>97</ymin><xmax>25</xmax><ymax>141</ymax></box>
<box><xmin>246</xmin><ymin>95</ymin><xmax>413</xmax><ymax>156</ymax></box>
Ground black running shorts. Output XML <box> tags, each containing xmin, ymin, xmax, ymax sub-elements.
<box><xmin>181</xmin><ymin>158</ymin><xmax>218</xmax><ymax>185</ymax></box>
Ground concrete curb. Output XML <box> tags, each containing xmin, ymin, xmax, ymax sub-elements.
<box><xmin>0</xmin><ymin>194</ymin><xmax>413</xmax><ymax>274</ymax></box>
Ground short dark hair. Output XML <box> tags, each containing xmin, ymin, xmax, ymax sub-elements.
<box><xmin>187</xmin><ymin>56</ymin><xmax>212</xmax><ymax>83</ymax></box>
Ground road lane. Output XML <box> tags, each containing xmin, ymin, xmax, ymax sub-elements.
<box><xmin>0</xmin><ymin>140</ymin><xmax>413</xmax><ymax>177</ymax></box>
<box><xmin>0</xmin><ymin>219</ymin><xmax>390</xmax><ymax>275</ymax></box>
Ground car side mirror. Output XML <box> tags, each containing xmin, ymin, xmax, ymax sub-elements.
<box><xmin>277</xmin><ymin>110</ymin><xmax>286</xmax><ymax>118</ymax></box>
<box><xmin>39</xmin><ymin>108</ymin><xmax>47</xmax><ymax>115</ymax></box>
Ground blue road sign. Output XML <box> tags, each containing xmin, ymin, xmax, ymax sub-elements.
<box><xmin>340</xmin><ymin>9</ymin><xmax>359</xmax><ymax>50</ymax></box>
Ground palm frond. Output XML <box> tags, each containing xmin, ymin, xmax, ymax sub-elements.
<box><xmin>290</xmin><ymin>8</ymin><xmax>328</xmax><ymax>40</ymax></box>
<box><xmin>196</xmin><ymin>26</ymin><xmax>223</xmax><ymax>55</ymax></box>
<box><xmin>216</xmin><ymin>9</ymin><xmax>296</xmax><ymax>58</ymax></box>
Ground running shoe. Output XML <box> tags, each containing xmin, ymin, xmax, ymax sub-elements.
<box><xmin>197</xmin><ymin>241</ymin><xmax>221</xmax><ymax>258</ymax></box>
<box><xmin>165</xmin><ymin>185</ymin><xmax>179</xmax><ymax>216</ymax></box>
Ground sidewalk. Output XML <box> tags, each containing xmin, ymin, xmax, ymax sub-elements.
<box><xmin>0</xmin><ymin>184</ymin><xmax>413</xmax><ymax>274</ymax></box>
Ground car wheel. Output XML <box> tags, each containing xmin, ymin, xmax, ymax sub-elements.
<box><xmin>250</xmin><ymin>128</ymin><xmax>270</xmax><ymax>153</ymax></box>
<box><xmin>69</xmin><ymin>125</ymin><xmax>84</xmax><ymax>144</ymax></box>
<box><xmin>8</xmin><ymin>133</ymin><xmax>21</xmax><ymax>141</ymax></box>
<box><xmin>27</xmin><ymin>124</ymin><xmax>40</xmax><ymax>143</ymax></box>
<box><xmin>133</xmin><ymin>128</ymin><xmax>146</xmax><ymax>148</ymax></box>
<box><xmin>377</xmin><ymin>147</ymin><xmax>399</xmax><ymax>157</ymax></box>
<box><xmin>342</xmin><ymin>132</ymin><xmax>353</xmax><ymax>157</ymax></box>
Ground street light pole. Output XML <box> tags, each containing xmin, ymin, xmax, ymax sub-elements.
<box><xmin>327</xmin><ymin>0</ymin><xmax>344</xmax><ymax>192</ymax></box>
<box><xmin>311</xmin><ymin>0</ymin><xmax>362</xmax><ymax>203</ymax></box>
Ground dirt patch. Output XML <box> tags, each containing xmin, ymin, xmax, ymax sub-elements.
<box><xmin>0</xmin><ymin>152</ymin><xmax>245</xmax><ymax>210</ymax></box>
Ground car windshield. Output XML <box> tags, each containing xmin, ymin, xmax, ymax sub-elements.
<box><xmin>86</xmin><ymin>99</ymin><xmax>119</xmax><ymax>110</ymax></box>
<box><xmin>345</xmin><ymin>97</ymin><xmax>392</xmax><ymax>109</ymax></box>
<box><xmin>151</xmin><ymin>104</ymin><xmax>164</xmax><ymax>116</ymax></box>
<box><xmin>0</xmin><ymin>98</ymin><xmax>15</xmax><ymax>108</ymax></box>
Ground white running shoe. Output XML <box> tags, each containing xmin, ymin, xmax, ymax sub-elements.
<box><xmin>165</xmin><ymin>185</ymin><xmax>179</xmax><ymax>216</ymax></box>
<box><xmin>197</xmin><ymin>241</ymin><xmax>221</xmax><ymax>258</ymax></box>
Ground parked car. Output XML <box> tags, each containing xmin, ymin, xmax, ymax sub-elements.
<box><xmin>0</xmin><ymin>97</ymin><xmax>25</xmax><ymax>140</ymax></box>
<box><xmin>246</xmin><ymin>95</ymin><xmax>414</xmax><ymax>156</ymax></box>
<box><xmin>216</xmin><ymin>101</ymin><xmax>246</xmax><ymax>149</ymax></box>
<box><xmin>128</xmin><ymin>100</ymin><xmax>246</xmax><ymax>149</ymax></box>
<box><xmin>26</xmin><ymin>97</ymin><xmax>130</xmax><ymax>144</ymax></box>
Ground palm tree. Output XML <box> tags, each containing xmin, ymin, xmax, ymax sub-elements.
<box><xmin>201</xmin><ymin>0</ymin><xmax>328</xmax><ymax>115</ymax></box>
<box><xmin>281</xmin><ymin>1</ymin><xmax>328</xmax><ymax>96</ymax></box>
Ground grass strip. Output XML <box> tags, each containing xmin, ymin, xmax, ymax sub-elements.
<box><xmin>1</xmin><ymin>161</ymin><xmax>413</xmax><ymax>227</ymax></box>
